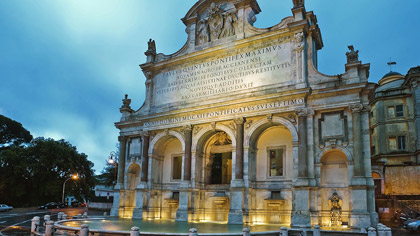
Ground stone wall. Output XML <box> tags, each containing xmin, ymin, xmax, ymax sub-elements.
<box><xmin>385</xmin><ymin>166</ymin><xmax>420</xmax><ymax>195</ymax></box>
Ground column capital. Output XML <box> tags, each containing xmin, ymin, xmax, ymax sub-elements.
<box><xmin>295</xmin><ymin>108</ymin><xmax>310</xmax><ymax>117</ymax></box>
<box><xmin>233</xmin><ymin>117</ymin><xmax>245</xmax><ymax>125</ymax></box>
<box><xmin>349</xmin><ymin>103</ymin><xmax>364</xmax><ymax>113</ymax></box>
<box><xmin>140</xmin><ymin>131</ymin><xmax>150</xmax><ymax>137</ymax></box>
<box><xmin>118</xmin><ymin>136</ymin><xmax>128</xmax><ymax>142</ymax></box>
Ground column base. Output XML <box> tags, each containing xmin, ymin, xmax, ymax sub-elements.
<box><xmin>349</xmin><ymin>212</ymin><xmax>371</xmax><ymax>228</ymax></box>
<box><xmin>291</xmin><ymin>211</ymin><xmax>311</xmax><ymax>227</ymax></box>
<box><xmin>228</xmin><ymin>210</ymin><xmax>243</xmax><ymax>224</ymax></box>
<box><xmin>110</xmin><ymin>207</ymin><xmax>119</xmax><ymax>217</ymax></box>
<box><xmin>175</xmin><ymin>209</ymin><xmax>189</xmax><ymax>222</ymax></box>
<box><xmin>132</xmin><ymin>208</ymin><xmax>143</xmax><ymax>219</ymax></box>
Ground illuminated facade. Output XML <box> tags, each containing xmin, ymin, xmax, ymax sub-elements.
<box><xmin>111</xmin><ymin>0</ymin><xmax>377</xmax><ymax>228</ymax></box>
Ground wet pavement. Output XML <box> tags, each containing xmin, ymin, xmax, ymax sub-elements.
<box><xmin>0</xmin><ymin>207</ymin><xmax>105</xmax><ymax>236</ymax></box>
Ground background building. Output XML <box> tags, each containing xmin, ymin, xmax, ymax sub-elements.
<box><xmin>370</xmin><ymin>66</ymin><xmax>420</xmax><ymax>220</ymax></box>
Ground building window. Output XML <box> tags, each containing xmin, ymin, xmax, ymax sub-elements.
<box><xmin>389</xmin><ymin>136</ymin><xmax>407</xmax><ymax>151</ymax></box>
<box><xmin>387</xmin><ymin>105</ymin><xmax>404</xmax><ymax>118</ymax></box>
<box><xmin>371</xmin><ymin>146</ymin><xmax>376</xmax><ymax>155</ymax></box>
<box><xmin>396</xmin><ymin>105</ymin><xmax>404</xmax><ymax>117</ymax></box>
<box><xmin>397</xmin><ymin>136</ymin><xmax>406</xmax><ymax>150</ymax></box>
<box><xmin>172</xmin><ymin>191</ymin><xmax>179</xmax><ymax>200</ymax></box>
<box><xmin>268</xmin><ymin>148</ymin><xmax>284</xmax><ymax>177</ymax></box>
<box><xmin>172</xmin><ymin>156</ymin><xmax>182</xmax><ymax>180</ymax></box>
<box><xmin>271</xmin><ymin>191</ymin><xmax>281</xmax><ymax>199</ymax></box>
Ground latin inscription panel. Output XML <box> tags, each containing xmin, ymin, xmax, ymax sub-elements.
<box><xmin>153</xmin><ymin>39</ymin><xmax>293</xmax><ymax>106</ymax></box>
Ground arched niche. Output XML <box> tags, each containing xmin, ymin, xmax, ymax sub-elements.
<box><xmin>192</xmin><ymin>124</ymin><xmax>236</xmax><ymax>185</ymax></box>
<box><xmin>320</xmin><ymin>150</ymin><xmax>348</xmax><ymax>187</ymax></box>
<box><xmin>245</xmin><ymin>117</ymin><xmax>297</xmax><ymax>182</ymax></box>
<box><xmin>254</xmin><ymin>126</ymin><xmax>293</xmax><ymax>181</ymax></box>
<box><xmin>149</xmin><ymin>132</ymin><xmax>183</xmax><ymax>184</ymax></box>
<box><xmin>125</xmin><ymin>163</ymin><xmax>141</xmax><ymax>208</ymax></box>
<box><xmin>194</xmin><ymin>128</ymin><xmax>234</xmax><ymax>185</ymax></box>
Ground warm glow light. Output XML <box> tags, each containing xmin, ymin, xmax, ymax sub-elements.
<box><xmin>72</xmin><ymin>174</ymin><xmax>78</xmax><ymax>180</ymax></box>
<box><xmin>108</xmin><ymin>157</ymin><xmax>114</xmax><ymax>164</ymax></box>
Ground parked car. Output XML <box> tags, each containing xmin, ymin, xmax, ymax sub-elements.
<box><xmin>38</xmin><ymin>202</ymin><xmax>60</xmax><ymax>209</ymax></box>
<box><xmin>403</xmin><ymin>216</ymin><xmax>420</xmax><ymax>232</ymax></box>
<box><xmin>0</xmin><ymin>204</ymin><xmax>13</xmax><ymax>212</ymax></box>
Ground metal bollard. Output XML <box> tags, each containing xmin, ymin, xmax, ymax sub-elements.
<box><xmin>77</xmin><ymin>213</ymin><xmax>82</xmax><ymax>219</ymax></box>
<box><xmin>45</xmin><ymin>220</ymin><xmax>54</xmax><ymax>236</ymax></box>
<box><xmin>368</xmin><ymin>227</ymin><xmax>377</xmax><ymax>236</ymax></box>
<box><xmin>104</xmin><ymin>212</ymin><xmax>107</xmax><ymax>216</ymax></box>
<box><xmin>62</xmin><ymin>213</ymin><xmax>67</xmax><ymax>220</ymax></box>
<box><xmin>189</xmin><ymin>228</ymin><xmax>198</xmax><ymax>236</ymax></box>
<box><xmin>31</xmin><ymin>216</ymin><xmax>40</xmax><ymax>233</ymax></box>
<box><xmin>242</xmin><ymin>228</ymin><xmax>250</xmax><ymax>236</ymax></box>
<box><xmin>313</xmin><ymin>225</ymin><xmax>321</xmax><ymax>236</ymax></box>
<box><xmin>80</xmin><ymin>224</ymin><xmax>89</xmax><ymax>236</ymax></box>
<box><xmin>130</xmin><ymin>226</ymin><xmax>140</xmax><ymax>236</ymax></box>
<box><xmin>280</xmin><ymin>226</ymin><xmax>288</xmax><ymax>236</ymax></box>
<box><xmin>385</xmin><ymin>227</ymin><xmax>392</xmax><ymax>236</ymax></box>
<box><xmin>83</xmin><ymin>212</ymin><xmax>88</xmax><ymax>218</ymax></box>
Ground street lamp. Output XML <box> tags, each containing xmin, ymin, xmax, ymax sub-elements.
<box><xmin>62</xmin><ymin>174</ymin><xmax>78</xmax><ymax>204</ymax></box>
<box><xmin>108</xmin><ymin>151</ymin><xmax>118</xmax><ymax>182</ymax></box>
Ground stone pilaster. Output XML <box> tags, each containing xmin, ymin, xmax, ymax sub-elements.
<box><xmin>234</xmin><ymin>117</ymin><xmax>245</xmax><ymax>180</ymax></box>
<box><xmin>183</xmin><ymin>125</ymin><xmax>193</xmax><ymax>181</ymax></box>
<box><xmin>295</xmin><ymin>109</ymin><xmax>308</xmax><ymax>178</ymax></box>
<box><xmin>141</xmin><ymin>132</ymin><xmax>150</xmax><ymax>183</ymax></box>
<box><xmin>132</xmin><ymin>188</ymin><xmax>146</xmax><ymax>219</ymax></box>
<box><xmin>117</xmin><ymin>136</ymin><xmax>127</xmax><ymax>186</ymax></box>
<box><xmin>350</xmin><ymin>104</ymin><xmax>363</xmax><ymax>177</ymax></box>
<box><xmin>110</xmin><ymin>185</ymin><xmax>121</xmax><ymax>216</ymax></box>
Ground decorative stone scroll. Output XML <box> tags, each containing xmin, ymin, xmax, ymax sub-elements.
<box><xmin>196</xmin><ymin>2</ymin><xmax>238</xmax><ymax>45</ymax></box>
<box><xmin>349</xmin><ymin>103</ymin><xmax>363</xmax><ymax>113</ymax></box>
<box><xmin>213</xmin><ymin>131</ymin><xmax>232</xmax><ymax>145</ymax></box>
<box><xmin>293</xmin><ymin>32</ymin><xmax>304</xmax><ymax>52</ymax></box>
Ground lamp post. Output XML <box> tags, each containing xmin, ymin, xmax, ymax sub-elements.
<box><xmin>108</xmin><ymin>151</ymin><xmax>118</xmax><ymax>183</ymax></box>
<box><xmin>62</xmin><ymin>174</ymin><xmax>78</xmax><ymax>204</ymax></box>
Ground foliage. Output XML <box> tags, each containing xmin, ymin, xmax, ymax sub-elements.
<box><xmin>0</xmin><ymin>137</ymin><xmax>95</xmax><ymax>207</ymax></box>
<box><xmin>0</xmin><ymin>115</ymin><xmax>33</xmax><ymax>147</ymax></box>
<box><xmin>98</xmin><ymin>144</ymin><xmax>119</xmax><ymax>187</ymax></box>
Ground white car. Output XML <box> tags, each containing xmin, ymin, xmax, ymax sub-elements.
<box><xmin>0</xmin><ymin>204</ymin><xmax>13</xmax><ymax>212</ymax></box>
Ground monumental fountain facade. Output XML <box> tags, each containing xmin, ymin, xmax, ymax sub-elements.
<box><xmin>111</xmin><ymin>0</ymin><xmax>378</xmax><ymax>229</ymax></box>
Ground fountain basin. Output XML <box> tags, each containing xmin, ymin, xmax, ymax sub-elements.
<box><xmin>55</xmin><ymin>218</ymin><xmax>284</xmax><ymax>234</ymax></box>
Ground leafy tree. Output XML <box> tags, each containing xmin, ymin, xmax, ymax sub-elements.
<box><xmin>0</xmin><ymin>137</ymin><xmax>95</xmax><ymax>207</ymax></box>
<box><xmin>98</xmin><ymin>143</ymin><xmax>119</xmax><ymax>187</ymax></box>
<box><xmin>0</xmin><ymin>115</ymin><xmax>32</xmax><ymax>147</ymax></box>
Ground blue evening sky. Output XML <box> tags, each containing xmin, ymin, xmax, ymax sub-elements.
<box><xmin>1</xmin><ymin>0</ymin><xmax>419</xmax><ymax>174</ymax></box>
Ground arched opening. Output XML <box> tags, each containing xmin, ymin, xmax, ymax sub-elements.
<box><xmin>320</xmin><ymin>151</ymin><xmax>348</xmax><ymax>187</ymax></box>
<box><xmin>122</xmin><ymin>164</ymin><xmax>141</xmax><ymax>218</ymax></box>
<box><xmin>149</xmin><ymin>135</ymin><xmax>183</xmax><ymax>220</ymax></box>
<box><xmin>372</xmin><ymin>171</ymin><xmax>383</xmax><ymax>195</ymax></box>
<box><xmin>249</xmin><ymin>125</ymin><xmax>293</xmax><ymax>224</ymax></box>
<box><xmin>320</xmin><ymin>150</ymin><xmax>349</xmax><ymax>227</ymax></box>
<box><xmin>202</xmin><ymin>131</ymin><xmax>233</xmax><ymax>185</ymax></box>
<box><xmin>194</xmin><ymin>129</ymin><xmax>234</xmax><ymax>222</ymax></box>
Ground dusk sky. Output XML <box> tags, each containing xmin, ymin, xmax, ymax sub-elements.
<box><xmin>1</xmin><ymin>0</ymin><xmax>419</xmax><ymax>174</ymax></box>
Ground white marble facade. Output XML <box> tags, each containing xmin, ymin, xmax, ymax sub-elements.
<box><xmin>111</xmin><ymin>0</ymin><xmax>378</xmax><ymax>229</ymax></box>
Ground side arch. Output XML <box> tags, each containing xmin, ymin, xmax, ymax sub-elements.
<box><xmin>148</xmin><ymin>130</ymin><xmax>185</xmax><ymax>155</ymax></box>
<box><xmin>192</xmin><ymin>123</ymin><xmax>236</xmax><ymax>152</ymax></box>
<box><xmin>316</xmin><ymin>145</ymin><xmax>353</xmax><ymax>164</ymax></box>
<box><xmin>245</xmin><ymin>116</ymin><xmax>298</xmax><ymax>147</ymax></box>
